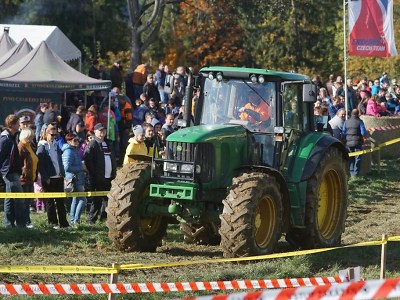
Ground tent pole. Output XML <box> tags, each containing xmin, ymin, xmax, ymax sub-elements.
<box><xmin>343</xmin><ymin>0</ymin><xmax>348</xmax><ymax>119</ymax></box>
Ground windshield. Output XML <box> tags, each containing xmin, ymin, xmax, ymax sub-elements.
<box><xmin>200</xmin><ymin>78</ymin><xmax>276</xmax><ymax>132</ymax></box>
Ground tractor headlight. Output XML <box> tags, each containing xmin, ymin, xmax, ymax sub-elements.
<box><xmin>216</xmin><ymin>72</ymin><xmax>223</xmax><ymax>81</ymax></box>
<box><xmin>208</xmin><ymin>73</ymin><xmax>214</xmax><ymax>80</ymax></box>
<box><xmin>164</xmin><ymin>162</ymin><xmax>178</xmax><ymax>172</ymax></box>
<box><xmin>258</xmin><ymin>75</ymin><xmax>265</xmax><ymax>83</ymax></box>
<box><xmin>181</xmin><ymin>164</ymin><xmax>201</xmax><ymax>174</ymax></box>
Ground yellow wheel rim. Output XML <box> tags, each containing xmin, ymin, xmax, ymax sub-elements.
<box><xmin>317</xmin><ymin>169</ymin><xmax>342</xmax><ymax>239</ymax></box>
<box><xmin>140</xmin><ymin>186</ymin><xmax>163</xmax><ymax>236</ymax></box>
<box><xmin>254</xmin><ymin>195</ymin><xmax>276</xmax><ymax>248</ymax></box>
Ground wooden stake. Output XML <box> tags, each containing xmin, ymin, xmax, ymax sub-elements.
<box><xmin>108</xmin><ymin>263</ymin><xmax>120</xmax><ymax>300</ymax></box>
<box><xmin>380</xmin><ymin>234</ymin><xmax>387</xmax><ymax>279</ymax></box>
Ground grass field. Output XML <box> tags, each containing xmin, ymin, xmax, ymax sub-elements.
<box><xmin>0</xmin><ymin>158</ymin><xmax>400</xmax><ymax>299</ymax></box>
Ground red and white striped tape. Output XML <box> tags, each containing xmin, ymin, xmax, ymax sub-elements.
<box><xmin>0</xmin><ymin>276</ymin><xmax>346</xmax><ymax>295</ymax></box>
<box><xmin>175</xmin><ymin>278</ymin><xmax>400</xmax><ymax>300</ymax></box>
<box><xmin>368</xmin><ymin>125</ymin><xmax>400</xmax><ymax>132</ymax></box>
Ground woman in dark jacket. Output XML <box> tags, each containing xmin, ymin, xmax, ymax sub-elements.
<box><xmin>18</xmin><ymin>127</ymin><xmax>38</xmax><ymax>228</ymax></box>
<box><xmin>37</xmin><ymin>124</ymin><xmax>70</xmax><ymax>230</ymax></box>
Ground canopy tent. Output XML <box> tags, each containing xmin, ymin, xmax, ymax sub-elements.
<box><xmin>0</xmin><ymin>31</ymin><xmax>16</xmax><ymax>57</ymax></box>
<box><xmin>0</xmin><ymin>38</ymin><xmax>32</xmax><ymax>71</ymax></box>
<box><xmin>0</xmin><ymin>24</ymin><xmax>81</xmax><ymax>62</ymax></box>
<box><xmin>0</xmin><ymin>40</ymin><xmax>111</xmax><ymax>92</ymax></box>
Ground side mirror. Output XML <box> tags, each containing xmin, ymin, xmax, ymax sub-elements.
<box><xmin>303</xmin><ymin>83</ymin><xmax>317</xmax><ymax>102</ymax></box>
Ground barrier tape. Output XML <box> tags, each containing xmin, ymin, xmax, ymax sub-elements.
<box><xmin>0</xmin><ymin>236</ymin><xmax>394</xmax><ymax>274</ymax></box>
<box><xmin>174</xmin><ymin>278</ymin><xmax>400</xmax><ymax>300</ymax></box>
<box><xmin>348</xmin><ymin>137</ymin><xmax>400</xmax><ymax>157</ymax></box>
<box><xmin>368</xmin><ymin>125</ymin><xmax>400</xmax><ymax>132</ymax></box>
<box><xmin>0</xmin><ymin>276</ymin><xmax>347</xmax><ymax>295</ymax></box>
<box><xmin>0</xmin><ymin>191</ymin><xmax>108</xmax><ymax>198</ymax></box>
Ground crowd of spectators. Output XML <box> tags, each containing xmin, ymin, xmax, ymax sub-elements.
<box><xmin>0</xmin><ymin>60</ymin><xmax>192</xmax><ymax>229</ymax></box>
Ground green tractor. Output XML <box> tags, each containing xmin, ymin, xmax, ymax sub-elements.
<box><xmin>106</xmin><ymin>66</ymin><xmax>348</xmax><ymax>258</ymax></box>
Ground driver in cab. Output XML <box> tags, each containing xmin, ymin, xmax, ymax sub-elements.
<box><xmin>239</xmin><ymin>92</ymin><xmax>270</xmax><ymax>125</ymax></box>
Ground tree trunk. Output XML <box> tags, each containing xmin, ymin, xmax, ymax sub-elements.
<box><xmin>130</xmin><ymin>27</ymin><xmax>142</xmax><ymax>69</ymax></box>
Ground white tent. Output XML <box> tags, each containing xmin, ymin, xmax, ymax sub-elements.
<box><xmin>0</xmin><ymin>24</ymin><xmax>81</xmax><ymax>63</ymax></box>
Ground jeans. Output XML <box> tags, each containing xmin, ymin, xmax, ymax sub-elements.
<box><xmin>22</xmin><ymin>183</ymin><xmax>34</xmax><ymax>225</ymax></box>
<box><xmin>348</xmin><ymin>146</ymin><xmax>362</xmax><ymax>176</ymax></box>
<box><xmin>3</xmin><ymin>173</ymin><xmax>25</xmax><ymax>228</ymax></box>
<box><xmin>70</xmin><ymin>184</ymin><xmax>87</xmax><ymax>224</ymax></box>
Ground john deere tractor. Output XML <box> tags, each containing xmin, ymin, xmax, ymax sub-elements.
<box><xmin>106</xmin><ymin>67</ymin><xmax>348</xmax><ymax>258</ymax></box>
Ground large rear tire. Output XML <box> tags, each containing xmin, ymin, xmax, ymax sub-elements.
<box><xmin>106</xmin><ymin>162</ymin><xmax>168</xmax><ymax>252</ymax></box>
<box><xmin>286</xmin><ymin>147</ymin><xmax>347</xmax><ymax>248</ymax></box>
<box><xmin>219</xmin><ymin>172</ymin><xmax>283</xmax><ymax>258</ymax></box>
<box><xmin>181</xmin><ymin>222</ymin><xmax>221</xmax><ymax>245</ymax></box>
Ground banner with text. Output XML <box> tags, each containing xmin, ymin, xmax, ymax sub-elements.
<box><xmin>348</xmin><ymin>0</ymin><xmax>397</xmax><ymax>57</ymax></box>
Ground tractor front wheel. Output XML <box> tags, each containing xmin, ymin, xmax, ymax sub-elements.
<box><xmin>219</xmin><ymin>172</ymin><xmax>283</xmax><ymax>258</ymax></box>
<box><xmin>106</xmin><ymin>162</ymin><xmax>168</xmax><ymax>252</ymax></box>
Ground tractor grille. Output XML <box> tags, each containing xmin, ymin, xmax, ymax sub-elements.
<box><xmin>165</xmin><ymin>141</ymin><xmax>214</xmax><ymax>182</ymax></box>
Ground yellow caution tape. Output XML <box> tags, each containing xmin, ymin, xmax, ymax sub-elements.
<box><xmin>0</xmin><ymin>237</ymin><xmax>399</xmax><ymax>274</ymax></box>
<box><xmin>0</xmin><ymin>191</ymin><xmax>108</xmax><ymax>199</ymax></box>
<box><xmin>119</xmin><ymin>237</ymin><xmax>396</xmax><ymax>271</ymax></box>
<box><xmin>0</xmin><ymin>265</ymin><xmax>117</xmax><ymax>274</ymax></box>
<box><xmin>348</xmin><ymin>136</ymin><xmax>400</xmax><ymax>157</ymax></box>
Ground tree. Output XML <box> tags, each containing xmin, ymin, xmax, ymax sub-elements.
<box><xmin>127</xmin><ymin>0</ymin><xmax>186</xmax><ymax>69</ymax></box>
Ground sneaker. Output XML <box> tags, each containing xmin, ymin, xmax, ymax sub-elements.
<box><xmin>52</xmin><ymin>225</ymin><xmax>60</xmax><ymax>230</ymax></box>
<box><xmin>26</xmin><ymin>224</ymin><xmax>34</xmax><ymax>229</ymax></box>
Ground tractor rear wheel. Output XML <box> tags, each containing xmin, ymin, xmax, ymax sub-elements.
<box><xmin>286</xmin><ymin>147</ymin><xmax>347</xmax><ymax>248</ymax></box>
<box><xmin>181</xmin><ymin>222</ymin><xmax>220</xmax><ymax>245</ymax></box>
<box><xmin>106</xmin><ymin>162</ymin><xmax>168</xmax><ymax>252</ymax></box>
<box><xmin>219</xmin><ymin>172</ymin><xmax>283</xmax><ymax>258</ymax></box>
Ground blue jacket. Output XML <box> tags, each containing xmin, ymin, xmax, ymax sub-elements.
<box><xmin>0</xmin><ymin>129</ymin><xmax>21</xmax><ymax>177</ymax></box>
<box><xmin>61</xmin><ymin>143</ymin><xmax>85</xmax><ymax>185</ymax></box>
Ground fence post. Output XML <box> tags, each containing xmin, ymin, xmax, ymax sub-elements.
<box><xmin>108</xmin><ymin>263</ymin><xmax>120</xmax><ymax>300</ymax></box>
<box><xmin>377</xmin><ymin>148</ymin><xmax>381</xmax><ymax>174</ymax></box>
<box><xmin>380</xmin><ymin>234</ymin><xmax>387</xmax><ymax>279</ymax></box>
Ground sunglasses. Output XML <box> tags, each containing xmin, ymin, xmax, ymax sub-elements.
<box><xmin>72</xmin><ymin>139</ymin><xmax>79</xmax><ymax>142</ymax></box>
<box><xmin>48</xmin><ymin>133</ymin><xmax>56</xmax><ymax>137</ymax></box>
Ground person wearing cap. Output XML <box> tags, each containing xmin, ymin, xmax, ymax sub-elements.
<box><xmin>62</xmin><ymin>133</ymin><xmax>87</xmax><ymax>226</ymax></box>
<box><xmin>84</xmin><ymin>123</ymin><xmax>116</xmax><ymax>224</ymax></box>
<box><xmin>110</xmin><ymin>60</ymin><xmax>123</xmax><ymax>89</ymax></box>
<box><xmin>18</xmin><ymin>127</ymin><xmax>38</xmax><ymax>228</ymax></box>
<box><xmin>0</xmin><ymin>114</ymin><xmax>25</xmax><ymax>228</ymax></box>
<box><xmin>17</xmin><ymin>115</ymin><xmax>31</xmax><ymax>143</ymax></box>
<box><xmin>36</xmin><ymin>123</ymin><xmax>70</xmax><ymax>230</ymax></box>
<box><xmin>34</xmin><ymin>103</ymin><xmax>48</xmax><ymax>143</ymax></box>
<box><xmin>123</xmin><ymin>125</ymin><xmax>147</xmax><ymax>165</ymax></box>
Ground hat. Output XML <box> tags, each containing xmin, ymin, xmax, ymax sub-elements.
<box><xmin>354</xmin><ymin>79</ymin><xmax>360</xmax><ymax>84</ymax></box>
<box><xmin>94</xmin><ymin>123</ymin><xmax>105</xmax><ymax>131</ymax></box>
<box><xmin>133</xmin><ymin>125</ymin><xmax>145</xmax><ymax>137</ymax></box>
<box><xmin>19</xmin><ymin>116</ymin><xmax>30</xmax><ymax>123</ymax></box>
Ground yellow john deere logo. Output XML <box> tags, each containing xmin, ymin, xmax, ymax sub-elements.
<box><xmin>176</xmin><ymin>145</ymin><xmax>183</xmax><ymax>152</ymax></box>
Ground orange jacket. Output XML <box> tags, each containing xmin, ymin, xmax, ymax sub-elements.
<box><xmin>131</xmin><ymin>64</ymin><xmax>147</xmax><ymax>85</ymax></box>
<box><xmin>240</xmin><ymin>101</ymin><xmax>270</xmax><ymax>123</ymax></box>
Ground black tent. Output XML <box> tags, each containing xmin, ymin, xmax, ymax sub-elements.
<box><xmin>0</xmin><ymin>41</ymin><xmax>111</xmax><ymax>92</ymax></box>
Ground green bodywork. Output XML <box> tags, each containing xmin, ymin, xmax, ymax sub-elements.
<box><xmin>149</xmin><ymin>66</ymin><xmax>332</xmax><ymax>228</ymax></box>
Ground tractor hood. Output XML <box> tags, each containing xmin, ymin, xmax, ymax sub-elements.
<box><xmin>167</xmin><ymin>124</ymin><xmax>247</xmax><ymax>143</ymax></box>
